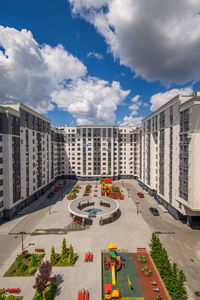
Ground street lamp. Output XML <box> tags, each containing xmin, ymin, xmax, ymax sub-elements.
<box><xmin>122</xmin><ymin>180</ymin><xmax>124</xmax><ymax>187</ymax></box>
<box><xmin>136</xmin><ymin>201</ymin><xmax>140</xmax><ymax>214</ymax></box>
<box><xmin>48</xmin><ymin>200</ymin><xmax>51</xmax><ymax>215</ymax></box>
<box><xmin>127</xmin><ymin>188</ymin><xmax>130</xmax><ymax>198</ymax></box>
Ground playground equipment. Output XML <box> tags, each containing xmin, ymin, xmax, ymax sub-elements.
<box><xmin>100</xmin><ymin>178</ymin><xmax>112</xmax><ymax>184</ymax></box>
<box><xmin>127</xmin><ymin>274</ymin><xmax>133</xmax><ymax>289</ymax></box>
<box><xmin>104</xmin><ymin>244</ymin><xmax>125</xmax><ymax>286</ymax></box>
<box><xmin>104</xmin><ymin>284</ymin><xmax>120</xmax><ymax>300</ymax></box>
<box><xmin>77</xmin><ymin>288</ymin><xmax>89</xmax><ymax>300</ymax></box>
<box><xmin>84</xmin><ymin>251</ymin><xmax>93</xmax><ymax>262</ymax></box>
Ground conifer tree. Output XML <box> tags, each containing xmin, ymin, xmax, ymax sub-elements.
<box><xmin>50</xmin><ymin>246</ymin><xmax>56</xmax><ymax>265</ymax></box>
<box><xmin>61</xmin><ymin>238</ymin><xmax>68</xmax><ymax>261</ymax></box>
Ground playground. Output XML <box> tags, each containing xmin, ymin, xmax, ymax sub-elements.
<box><xmin>102</xmin><ymin>244</ymin><xmax>169</xmax><ymax>300</ymax></box>
<box><xmin>101</xmin><ymin>182</ymin><xmax>124</xmax><ymax>200</ymax></box>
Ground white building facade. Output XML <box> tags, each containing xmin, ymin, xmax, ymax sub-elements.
<box><xmin>138</xmin><ymin>92</ymin><xmax>200</xmax><ymax>227</ymax></box>
<box><xmin>0</xmin><ymin>104</ymin><xmax>139</xmax><ymax>221</ymax></box>
<box><xmin>1</xmin><ymin>91</ymin><xmax>200</xmax><ymax>227</ymax></box>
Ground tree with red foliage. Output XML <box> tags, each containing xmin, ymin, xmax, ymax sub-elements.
<box><xmin>33</xmin><ymin>260</ymin><xmax>52</xmax><ymax>299</ymax></box>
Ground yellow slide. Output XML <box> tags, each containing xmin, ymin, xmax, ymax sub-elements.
<box><xmin>111</xmin><ymin>264</ymin><xmax>116</xmax><ymax>285</ymax></box>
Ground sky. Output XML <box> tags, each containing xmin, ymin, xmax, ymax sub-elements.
<box><xmin>0</xmin><ymin>0</ymin><xmax>200</xmax><ymax>127</ymax></box>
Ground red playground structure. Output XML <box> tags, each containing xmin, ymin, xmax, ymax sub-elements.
<box><xmin>77</xmin><ymin>288</ymin><xmax>89</xmax><ymax>300</ymax></box>
<box><xmin>84</xmin><ymin>252</ymin><xmax>93</xmax><ymax>262</ymax></box>
<box><xmin>100</xmin><ymin>178</ymin><xmax>111</xmax><ymax>184</ymax></box>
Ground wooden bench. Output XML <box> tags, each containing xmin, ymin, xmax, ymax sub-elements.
<box><xmin>35</xmin><ymin>248</ymin><xmax>45</xmax><ymax>252</ymax></box>
<box><xmin>6</xmin><ymin>288</ymin><xmax>20</xmax><ymax>293</ymax></box>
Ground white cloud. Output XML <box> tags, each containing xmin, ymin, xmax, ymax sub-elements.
<box><xmin>0</xmin><ymin>26</ymin><xmax>86</xmax><ymax>113</ymax></box>
<box><xmin>69</xmin><ymin>0</ymin><xmax>200</xmax><ymax>83</ymax></box>
<box><xmin>150</xmin><ymin>87</ymin><xmax>193</xmax><ymax>111</ymax></box>
<box><xmin>131</xmin><ymin>95</ymin><xmax>140</xmax><ymax>102</ymax></box>
<box><xmin>0</xmin><ymin>26</ymin><xmax>130</xmax><ymax>124</ymax></box>
<box><xmin>52</xmin><ymin>76</ymin><xmax>130</xmax><ymax>124</ymax></box>
<box><xmin>128</xmin><ymin>104</ymin><xmax>139</xmax><ymax>111</ymax></box>
<box><xmin>119</xmin><ymin>115</ymin><xmax>142</xmax><ymax>127</ymax></box>
<box><xmin>87</xmin><ymin>51</ymin><xmax>103</xmax><ymax>59</ymax></box>
<box><xmin>143</xmin><ymin>102</ymin><xmax>148</xmax><ymax>107</ymax></box>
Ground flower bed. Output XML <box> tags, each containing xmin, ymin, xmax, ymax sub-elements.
<box><xmin>4</xmin><ymin>252</ymin><xmax>45</xmax><ymax>277</ymax></box>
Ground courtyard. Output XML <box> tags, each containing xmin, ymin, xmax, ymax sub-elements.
<box><xmin>0</xmin><ymin>179</ymin><xmax>199</xmax><ymax>299</ymax></box>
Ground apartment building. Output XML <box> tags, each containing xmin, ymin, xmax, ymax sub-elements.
<box><xmin>0</xmin><ymin>103</ymin><xmax>57</xmax><ymax>221</ymax></box>
<box><xmin>62</xmin><ymin>125</ymin><xmax>139</xmax><ymax>180</ymax></box>
<box><xmin>0</xmin><ymin>103</ymin><xmax>139</xmax><ymax>222</ymax></box>
<box><xmin>138</xmin><ymin>92</ymin><xmax>200</xmax><ymax>227</ymax></box>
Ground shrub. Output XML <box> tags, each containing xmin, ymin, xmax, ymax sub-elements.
<box><xmin>21</xmin><ymin>250</ymin><xmax>28</xmax><ymax>257</ymax></box>
<box><xmin>44</xmin><ymin>282</ymin><xmax>58</xmax><ymax>300</ymax></box>
<box><xmin>5</xmin><ymin>296</ymin><xmax>14</xmax><ymax>300</ymax></box>
<box><xmin>29</xmin><ymin>267</ymin><xmax>37</xmax><ymax>275</ymax></box>
<box><xmin>11</xmin><ymin>268</ymin><xmax>16</xmax><ymax>274</ymax></box>
<box><xmin>16</xmin><ymin>254</ymin><xmax>23</xmax><ymax>262</ymax></box>
<box><xmin>30</xmin><ymin>254</ymin><xmax>37</xmax><ymax>267</ymax></box>
<box><xmin>20</xmin><ymin>263</ymin><xmax>28</xmax><ymax>273</ymax></box>
<box><xmin>32</xmin><ymin>292</ymin><xmax>40</xmax><ymax>300</ymax></box>
<box><xmin>17</xmin><ymin>261</ymin><xmax>23</xmax><ymax>269</ymax></box>
<box><xmin>38</xmin><ymin>253</ymin><xmax>45</xmax><ymax>259</ymax></box>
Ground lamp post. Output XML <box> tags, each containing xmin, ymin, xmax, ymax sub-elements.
<box><xmin>127</xmin><ymin>188</ymin><xmax>130</xmax><ymax>198</ymax></box>
<box><xmin>48</xmin><ymin>200</ymin><xmax>51</xmax><ymax>215</ymax></box>
<box><xmin>136</xmin><ymin>201</ymin><xmax>140</xmax><ymax>214</ymax></box>
<box><xmin>122</xmin><ymin>180</ymin><xmax>124</xmax><ymax>187</ymax></box>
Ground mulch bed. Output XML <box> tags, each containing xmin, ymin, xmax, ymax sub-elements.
<box><xmin>4</xmin><ymin>253</ymin><xmax>45</xmax><ymax>277</ymax></box>
<box><xmin>101</xmin><ymin>191</ymin><xmax>124</xmax><ymax>199</ymax></box>
<box><xmin>131</xmin><ymin>253</ymin><xmax>170</xmax><ymax>300</ymax></box>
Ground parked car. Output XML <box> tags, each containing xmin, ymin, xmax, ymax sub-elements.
<box><xmin>195</xmin><ymin>291</ymin><xmax>200</xmax><ymax>296</ymax></box>
<box><xmin>149</xmin><ymin>207</ymin><xmax>159</xmax><ymax>216</ymax></box>
<box><xmin>138</xmin><ymin>192</ymin><xmax>144</xmax><ymax>198</ymax></box>
<box><xmin>48</xmin><ymin>192</ymin><xmax>55</xmax><ymax>198</ymax></box>
<box><xmin>54</xmin><ymin>186</ymin><xmax>60</xmax><ymax>192</ymax></box>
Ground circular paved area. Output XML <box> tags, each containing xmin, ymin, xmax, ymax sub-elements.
<box><xmin>68</xmin><ymin>195</ymin><xmax>119</xmax><ymax>219</ymax></box>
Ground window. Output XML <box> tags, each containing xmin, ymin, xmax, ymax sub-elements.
<box><xmin>0</xmin><ymin>190</ymin><xmax>3</xmax><ymax>197</ymax></box>
<box><xmin>0</xmin><ymin>147</ymin><xmax>2</xmax><ymax>153</ymax></box>
<box><xmin>0</xmin><ymin>168</ymin><xmax>3</xmax><ymax>175</ymax></box>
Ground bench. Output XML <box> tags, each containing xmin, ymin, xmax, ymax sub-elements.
<box><xmin>35</xmin><ymin>249</ymin><xmax>45</xmax><ymax>252</ymax></box>
<box><xmin>85</xmin><ymin>253</ymin><xmax>89</xmax><ymax>262</ymax></box>
<box><xmin>89</xmin><ymin>252</ymin><xmax>93</xmax><ymax>262</ymax></box>
<box><xmin>48</xmin><ymin>277</ymin><xmax>56</xmax><ymax>281</ymax></box>
<box><xmin>6</xmin><ymin>288</ymin><xmax>20</xmax><ymax>293</ymax></box>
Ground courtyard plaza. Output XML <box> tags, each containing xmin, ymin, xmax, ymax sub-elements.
<box><xmin>0</xmin><ymin>181</ymin><xmax>151</xmax><ymax>300</ymax></box>
<box><xmin>0</xmin><ymin>179</ymin><xmax>199</xmax><ymax>299</ymax></box>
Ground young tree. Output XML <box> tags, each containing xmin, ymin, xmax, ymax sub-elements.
<box><xmin>50</xmin><ymin>246</ymin><xmax>56</xmax><ymax>265</ymax></box>
<box><xmin>67</xmin><ymin>244</ymin><xmax>76</xmax><ymax>265</ymax></box>
<box><xmin>61</xmin><ymin>238</ymin><xmax>68</xmax><ymax>261</ymax></box>
<box><xmin>33</xmin><ymin>260</ymin><xmax>52</xmax><ymax>299</ymax></box>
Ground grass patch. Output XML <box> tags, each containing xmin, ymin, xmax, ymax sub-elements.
<box><xmin>4</xmin><ymin>253</ymin><xmax>45</xmax><ymax>277</ymax></box>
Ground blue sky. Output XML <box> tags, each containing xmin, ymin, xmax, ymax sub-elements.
<box><xmin>0</xmin><ymin>0</ymin><xmax>200</xmax><ymax>126</ymax></box>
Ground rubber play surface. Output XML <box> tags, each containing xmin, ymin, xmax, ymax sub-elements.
<box><xmin>101</xmin><ymin>251</ymin><xmax>145</xmax><ymax>299</ymax></box>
